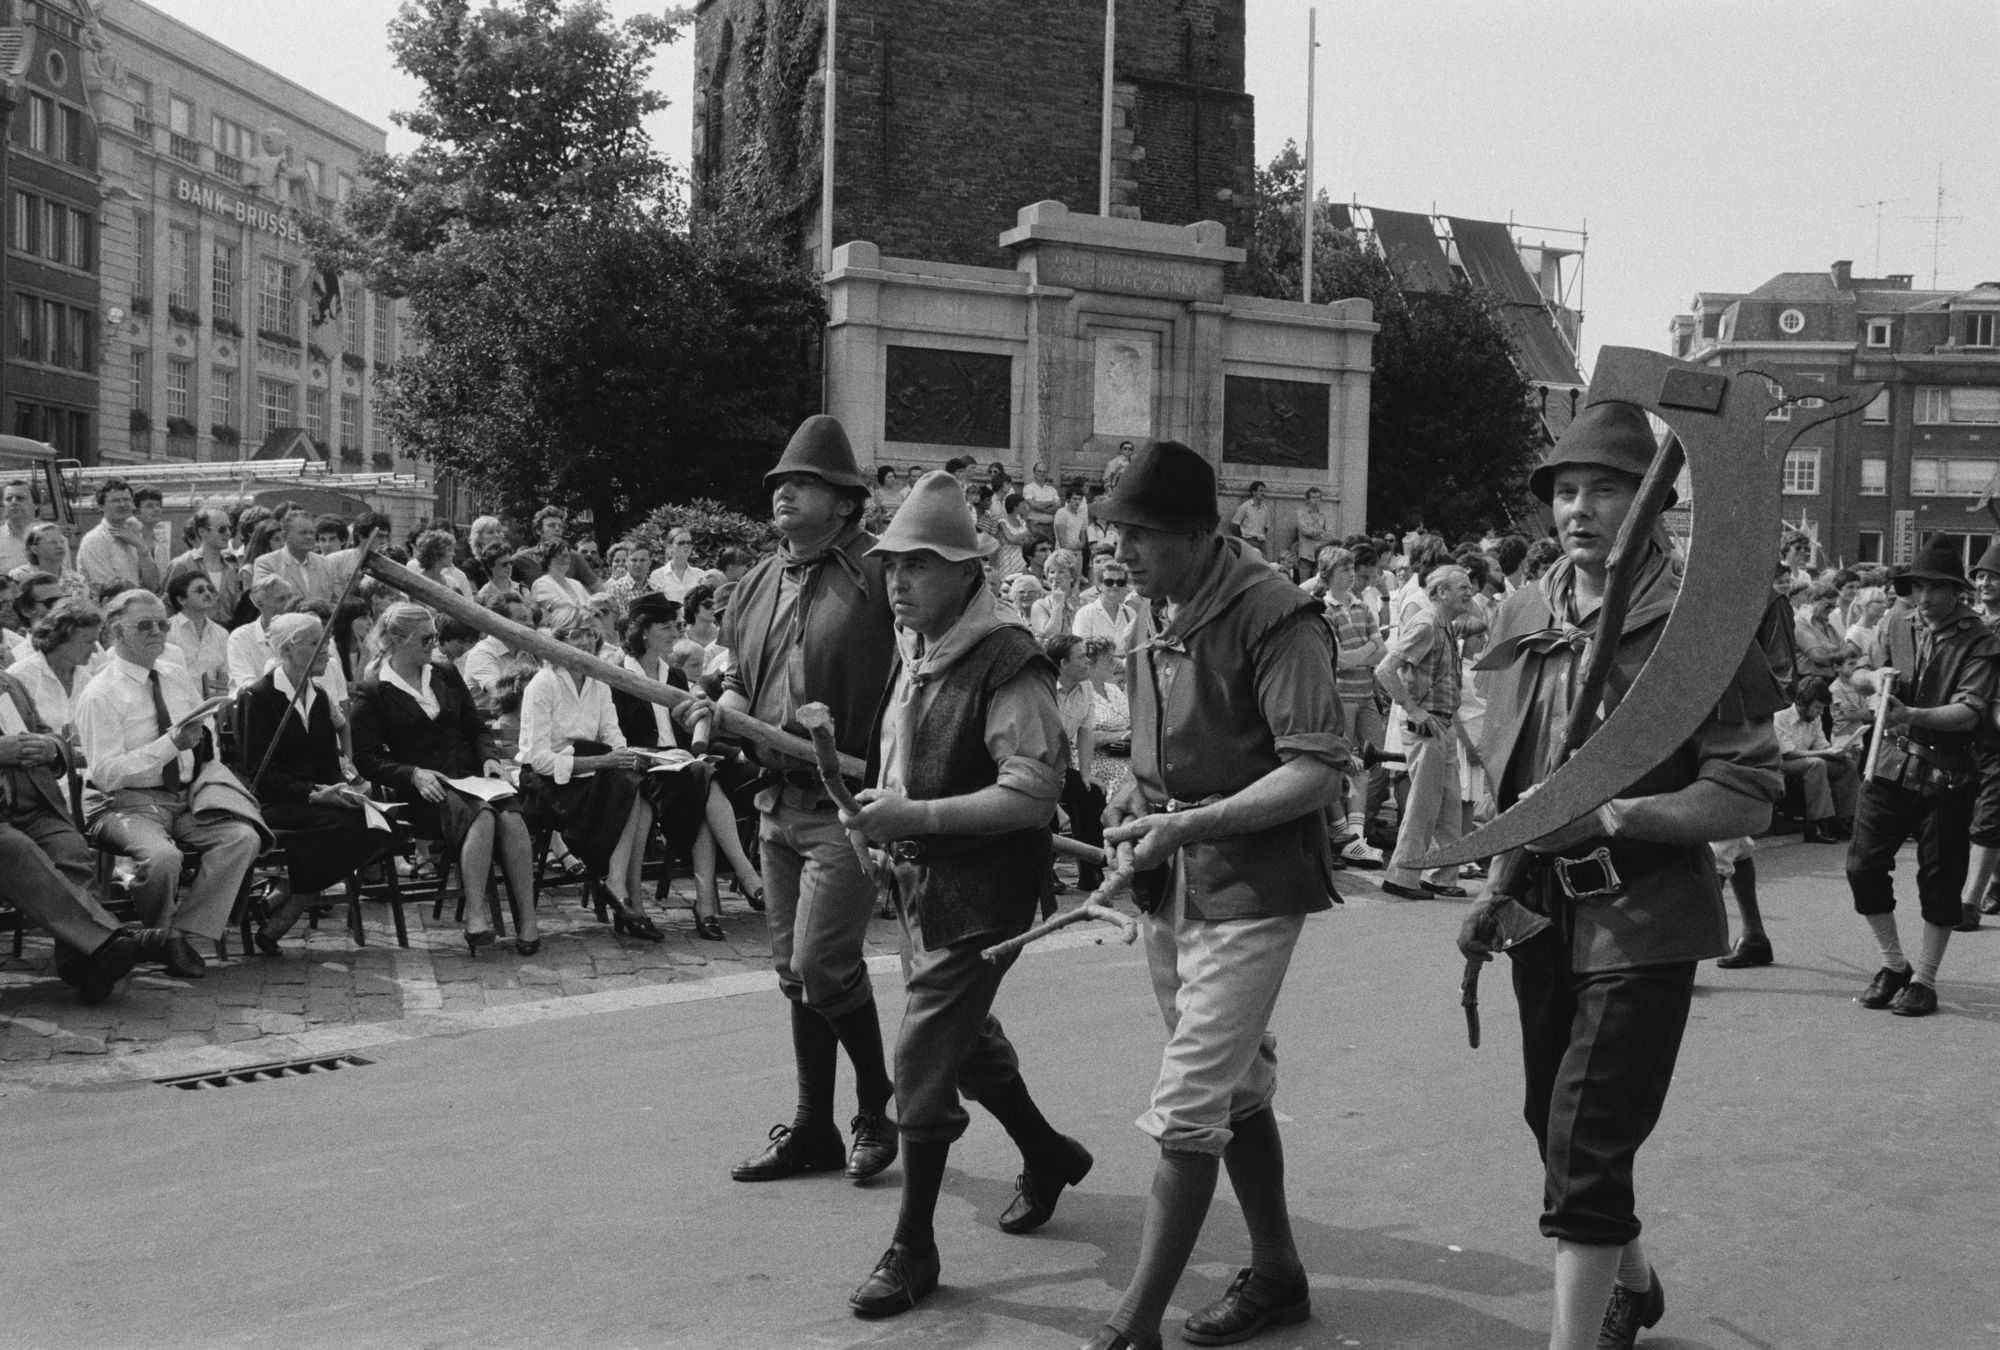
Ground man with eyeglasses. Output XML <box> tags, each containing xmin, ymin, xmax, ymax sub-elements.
<box><xmin>74</xmin><ymin>590</ymin><xmax>262</xmax><ymax>980</ymax></box>
<box><xmin>168</xmin><ymin>508</ymin><xmax>244</xmax><ymax>623</ymax></box>
<box><xmin>0</xmin><ymin>479</ymin><xmax>36</xmax><ymax>574</ymax></box>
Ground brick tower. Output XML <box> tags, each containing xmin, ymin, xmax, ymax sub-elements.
<box><xmin>690</xmin><ymin>0</ymin><xmax>1254</xmax><ymax>267</ymax></box>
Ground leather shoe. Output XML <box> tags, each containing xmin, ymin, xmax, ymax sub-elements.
<box><xmin>694</xmin><ymin>914</ymin><xmax>726</xmax><ymax>941</ymax></box>
<box><xmin>998</xmin><ymin>1134</ymin><xmax>1093</xmax><ymax>1234</ymax></box>
<box><xmin>1857</xmin><ymin>964</ymin><xmax>1912</xmax><ymax>1009</ymax></box>
<box><xmin>730</xmin><ymin>1123</ymin><xmax>846</xmax><ymax>1182</ymax></box>
<box><xmin>1598</xmin><ymin>1267</ymin><xmax>1665</xmax><ymax>1350</ymax></box>
<box><xmin>1379</xmin><ymin>880</ymin><xmax>1429</xmax><ymax>900</ymax></box>
<box><xmin>1420</xmin><ymin>881</ymin><xmax>1469</xmax><ymax>898</ymax></box>
<box><xmin>1715</xmin><ymin>935</ymin><xmax>1774</xmax><ymax>968</ymax></box>
<box><xmin>848</xmin><ymin>1242</ymin><xmax>939</xmax><ymax>1318</ymax></box>
<box><xmin>1889</xmin><ymin>980</ymin><xmax>1939</xmax><ymax>1017</ymax></box>
<box><xmin>1953</xmin><ymin>905</ymin><xmax>1982</xmax><ymax>933</ymax></box>
<box><xmin>1183</xmin><ymin>1266</ymin><xmax>1312</xmax><ymax>1345</ymax></box>
<box><xmin>160</xmin><ymin>933</ymin><xmax>206</xmax><ymax>979</ymax></box>
<box><xmin>74</xmin><ymin>930</ymin><xmax>150</xmax><ymax>1006</ymax></box>
<box><xmin>847</xmin><ymin>1110</ymin><xmax>898</xmax><ymax>1181</ymax></box>
<box><xmin>1078</xmin><ymin>1328</ymin><xmax>1160</xmax><ymax>1350</ymax></box>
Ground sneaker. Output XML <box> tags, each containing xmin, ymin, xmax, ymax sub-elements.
<box><xmin>1597</xmin><ymin>1267</ymin><xmax>1664</xmax><ymax>1349</ymax></box>
<box><xmin>1889</xmin><ymin>980</ymin><xmax>1939</xmax><ymax>1017</ymax></box>
<box><xmin>1340</xmin><ymin>838</ymin><xmax>1385</xmax><ymax>869</ymax></box>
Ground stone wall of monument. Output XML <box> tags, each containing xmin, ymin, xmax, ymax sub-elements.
<box><xmin>690</xmin><ymin>0</ymin><xmax>1253</xmax><ymax>267</ymax></box>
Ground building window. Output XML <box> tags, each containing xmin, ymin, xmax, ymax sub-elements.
<box><xmin>1778</xmin><ymin>308</ymin><xmax>1806</xmax><ymax>335</ymax></box>
<box><xmin>374</xmin><ymin>294</ymin><xmax>393</xmax><ymax>364</ymax></box>
<box><xmin>1861</xmin><ymin>458</ymin><xmax>1887</xmax><ymax>495</ymax></box>
<box><xmin>129</xmin><ymin>76</ymin><xmax>152</xmax><ymax>130</ymax></box>
<box><xmin>167</xmin><ymin>226</ymin><xmax>194</xmax><ymax>310</ymax></box>
<box><xmin>41</xmin><ymin>201</ymin><xmax>66</xmax><ymax>266</ymax></box>
<box><xmin>305</xmin><ymin>386</ymin><xmax>328</xmax><ymax>443</ymax></box>
<box><xmin>1911</xmin><ymin>457</ymin><xmax>1999</xmax><ymax>497</ymax></box>
<box><xmin>1764</xmin><ymin>378</ymin><xmax>1790</xmax><ymax>422</ymax></box>
<box><xmin>1917</xmin><ymin>386</ymin><xmax>2000</xmax><ymax>426</ymax></box>
<box><xmin>1863</xmin><ymin>389</ymin><xmax>1890</xmax><ymax>424</ymax></box>
<box><xmin>10</xmin><ymin>191</ymin><xmax>34</xmax><ymax>254</ymax></box>
<box><xmin>1866</xmin><ymin>318</ymin><xmax>1892</xmax><ymax>348</ymax></box>
<box><xmin>340</xmin><ymin>394</ymin><xmax>360</xmax><ymax>453</ymax></box>
<box><xmin>258</xmin><ymin>259</ymin><xmax>295</xmax><ymax>335</ymax></box>
<box><xmin>1783</xmin><ymin>448</ymin><xmax>1821</xmax><ymax>495</ymax></box>
<box><xmin>304</xmin><ymin>158</ymin><xmax>324</xmax><ymax>196</ymax></box>
<box><xmin>130</xmin><ymin>348</ymin><xmax>151</xmax><ymax>409</ymax></box>
<box><xmin>165</xmin><ymin>359</ymin><xmax>192</xmax><ymax>420</ymax></box>
<box><xmin>211</xmin><ymin>242</ymin><xmax>236</xmax><ymax>326</ymax></box>
<box><xmin>59</xmin><ymin>105</ymin><xmax>83</xmax><ymax>166</ymax></box>
<box><xmin>211</xmin><ymin>367</ymin><xmax>238</xmax><ymax>432</ymax></box>
<box><xmin>336</xmin><ymin>171</ymin><xmax>355</xmax><ymax>202</ymax></box>
<box><xmin>133</xmin><ymin>213</ymin><xmax>152</xmax><ymax>303</ymax></box>
<box><xmin>12</xmin><ymin>405</ymin><xmax>89</xmax><ymax>461</ymax></box>
<box><xmin>258</xmin><ymin>378</ymin><xmax>295</xmax><ymax>438</ymax></box>
<box><xmin>1856</xmin><ymin>531</ymin><xmax>1883</xmax><ymax>564</ymax></box>
<box><xmin>11</xmin><ymin>295</ymin><xmax>92</xmax><ymax>370</ymax></box>
<box><xmin>342</xmin><ymin>279</ymin><xmax>362</xmax><ymax>351</ymax></box>
<box><xmin>167</xmin><ymin>94</ymin><xmax>197</xmax><ymax>165</ymax></box>
<box><xmin>1963</xmin><ymin>313</ymin><xmax>1998</xmax><ymax>349</ymax></box>
<box><xmin>24</xmin><ymin>94</ymin><xmax>52</xmax><ymax>154</ymax></box>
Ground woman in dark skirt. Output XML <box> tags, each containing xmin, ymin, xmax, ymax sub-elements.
<box><xmin>350</xmin><ymin>603</ymin><xmax>542</xmax><ymax>955</ymax></box>
<box><xmin>240</xmin><ymin>612</ymin><xmax>394</xmax><ymax>955</ymax></box>
<box><xmin>516</xmin><ymin>613</ymin><xmax>662</xmax><ymax>939</ymax></box>
<box><xmin>612</xmin><ymin>595</ymin><xmax>764</xmax><ymax>939</ymax></box>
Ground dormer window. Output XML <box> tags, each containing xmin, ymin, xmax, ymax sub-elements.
<box><xmin>1963</xmin><ymin>312</ymin><xmax>1997</xmax><ymax>348</ymax></box>
<box><xmin>1866</xmin><ymin>318</ymin><xmax>1892</xmax><ymax>348</ymax></box>
<box><xmin>1779</xmin><ymin>308</ymin><xmax>1806</xmax><ymax>335</ymax></box>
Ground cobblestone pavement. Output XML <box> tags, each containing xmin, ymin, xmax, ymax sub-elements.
<box><xmin>0</xmin><ymin>870</ymin><xmax>903</xmax><ymax>1085</ymax></box>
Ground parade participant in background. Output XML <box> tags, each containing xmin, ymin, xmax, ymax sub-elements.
<box><xmin>252</xmin><ymin>508</ymin><xmax>339</xmax><ymax>607</ymax></box>
<box><xmin>698</xmin><ymin>415</ymin><xmax>900</xmax><ymax>1187</ymax></box>
<box><xmin>1846</xmin><ymin>536</ymin><xmax>1999</xmax><ymax>1009</ymax></box>
<box><xmin>77</xmin><ymin>478</ymin><xmax>160</xmax><ymax>595</ymax></box>
<box><xmin>1458</xmin><ymin>402</ymin><xmax>1783</xmax><ymax>1350</ymax></box>
<box><xmin>76</xmin><ymin>591</ymin><xmax>264</xmax><ymax>981</ymax></box>
<box><xmin>1082</xmin><ymin>441</ymin><xmax>1346</xmax><ymax>1350</ymax></box>
<box><xmin>1376</xmin><ymin>565</ymin><xmax>1474</xmax><ymax>900</ymax></box>
<box><xmin>168</xmin><ymin>508</ymin><xmax>245</xmax><ymax>622</ymax></box>
<box><xmin>838</xmin><ymin>471</ymin><xmax>1083</xmax><ymax>1318</ymax></box>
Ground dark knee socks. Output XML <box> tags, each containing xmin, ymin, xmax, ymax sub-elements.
<box><xmin>1730</xmin><ymin>857</ymin><xmax>1765</xmax><ymax>939</ymax></box>
<box><xmin>828</xmin><ymin>995</ymin><xmax>895</xmax><ymax>1118</ymax></box>
<box><xmin>892</xmin><ymin>1139</ymin><xmax>950</xmax><ymax>1253</ymax></box>
<box><xmin>1111</xmin><ymin>1150</ymin><xmax>1220</xmax><ymax>1342</ymax></box>
<box><xmin>790</xmin><ymin>1001</ymin><xmax>840</xmax><ymax>1133</ymax></box>
<box><xmin>980</xmin><ymin>1075</ymin><xmax>1065</xmax><ymax>1168</ymax></box>
<box><xmin>1223</xmin><ymin>1107</ymin><xmax>1304</xmax><ymax>1284</ymax></box>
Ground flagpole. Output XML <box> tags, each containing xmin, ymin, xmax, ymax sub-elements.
<box><xmin>821</xmin><ymin>0</ymin><xmax>838</xmax><ymax>270</ymax></box>
<box><xmin>1302</xmin><ymin>7</ymin><xmax>1317</xmax><ymax>303</ymax></box>
<box><xmin>1099</xmin><ymin>0</ymin><xmax>1116</xmax><ymax>216</ymax></box>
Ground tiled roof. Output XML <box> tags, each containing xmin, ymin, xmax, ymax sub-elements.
<box><xmin>1745</xmin><ymin>272</ymin><xmax>1845</xmax><ymax>301</ymax></box>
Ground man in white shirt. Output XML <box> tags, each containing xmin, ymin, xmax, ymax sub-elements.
<box><xmin>253</xmin><ymin>509</ymin><xmax>338</xmax><ymax>606</ymax></box>
<box><xmin>1773</xmin><ymin>675</ymin><xmax>1858</xmax><ymax>843</ymax></box>
<box><xmin>0</xmin><ymin>479</ymin><xmax>37</xmax><ymax>574</ymax></box>
<box><xmin>77</xmin><ymin>477</ymin><xmax>162</xmax><ymax>596</ymax></box>
<box><xmin>647</xmin><ymin>528</ymin><xmax>700</xmax><ymax>602</ymax></box>
<box><xmin>1052</xmin><ymin>484</ymin><xmax>1089</xmax><ymax>554</ymax></box>
<box><xmin>228</xmin><ymin>574</ymin><xmax>296</xmax><ymax>691</ymax></box>
<box><xmin>167</xmin><ymin>507</ymin><xmax>245</xmax><ymax>623</ymax></box>
<box><xmin>1021</xmin><ymin>461</ymin><xmax>1061</xmax><ymax>542</ymax></box>
<box><xmin>74</xmin><ymin>590</ymin><xmax>261</xmax><ymax>978</ymax></box>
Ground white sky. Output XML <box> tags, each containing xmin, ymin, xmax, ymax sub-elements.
<box><xmin>147</xmin><ymin>0</ymin><xmax>2000</xmax><ymax>375</ymax></box>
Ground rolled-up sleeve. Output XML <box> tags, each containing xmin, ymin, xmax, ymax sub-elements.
<box><xmin>984</xmin><ymin>667</ymin><xmax>1065</xmax><ymax>804</ymax></box>
<box><xmin>1254</xmin><ymin>610</ymin><xmax>1351</xmax><ymax>767</ymax></box>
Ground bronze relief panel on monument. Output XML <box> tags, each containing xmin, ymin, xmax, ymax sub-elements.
<box><xmin>1222</xmin><ymin>376</ymin><xmax>1329</xmax><ymax>469</ymax></box>
<box><xmin>883</xmin><ymin>345</ymin><xmax>1012</xmax><ymax>448</ymax></box>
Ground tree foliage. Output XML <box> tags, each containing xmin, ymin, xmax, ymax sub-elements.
<box><xmin>311</xmin><ymin>0</ymin><xmax>826</xmax><ymax>538</ymax></box>
<box><xmin>1244</xmin><ymin>143</ymin><xmax>1546</xmax><ymax>537</ymax></box>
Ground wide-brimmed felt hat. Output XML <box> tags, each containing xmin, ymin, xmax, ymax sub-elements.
<box><xmin>869</xmin><ymin>471</ymin><xmax>996</xmax><ymax>561</ymax></box>
<box><xmin>1972</xmin><ymin>540</ymin><xmax>2000</xmax><ymax>579</ymax></box>
<box><xmin>1090</xmin><ymin>440</ymin><xmax>1220</xmax><ymax>534</ymax></box>
<box><xmin>763</xmin><ymin>415</ymin><xmax>869</xmax><ymax>492</ymax></box>
<box><xmin>1529</xmin><ymin>401</ymin><xmax>1675</xmax><ymax>507</ymax></box>
<box><xmin>1896</xmin><ymin>534</ymin><xmax>1971</xmax><ymax>594</ymax></box>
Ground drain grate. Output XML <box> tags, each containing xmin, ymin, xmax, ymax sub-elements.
<box><xmin>157</xmin><ymin>1054</ymin><xmax>374</xmax><ymax>1090</ymax></box>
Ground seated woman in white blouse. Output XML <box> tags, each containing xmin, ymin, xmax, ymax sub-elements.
<box><xmin>8</xmin><ymin>595</ymin><xmax>104</xmax><ymax>738</ymax></box>
<box><xmin>516</xmin><ymin>613</ymin><xmax>661</xmax><ymax>940</ymax></box>
<box><xmin>529</xmin><ymin>540</ymin><xmax>594</xmax><ymax>633</ymax></box>
<box><xmin>165</xmin><ymin>571</ymin><xmax>230</xmax><ymax>699</ymax></box>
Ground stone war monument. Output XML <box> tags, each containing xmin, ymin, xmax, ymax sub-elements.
<box><xmin>827</xmin><ymin>202</ymin><xmax>1376</xmax><ymax>546</ymax></box>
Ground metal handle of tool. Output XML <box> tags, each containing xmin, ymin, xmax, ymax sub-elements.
<box><xmin>1861</xmin><ymin>667</ymin><xmax>1900</xmax><ymax>783</ymax></box>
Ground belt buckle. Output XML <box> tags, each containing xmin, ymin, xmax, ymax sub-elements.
<box><xmin>888</xmin><ymin>840</ymin><xmax>922</xmax><ymax>862</ymax></box>
<box><xmin>1552</xmin><ymin>846</ymin><xmax>1622</xmax><ymax>900</ymax></box>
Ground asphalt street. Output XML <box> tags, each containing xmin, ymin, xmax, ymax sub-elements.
<box><xmin>5</xmin><ymin>838</ymin><xmax>1998</xmax><ymax>1350</ymax></box>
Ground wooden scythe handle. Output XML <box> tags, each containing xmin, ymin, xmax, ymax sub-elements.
<box><xmin>793</xmin><ymin>702</ymin><xmax>878</xmax><ymax>880</ymax></box>
<box><xmin>358</xmin><ymin>555</ymin><xmax>866</xmax><ymax>779</ymax></box>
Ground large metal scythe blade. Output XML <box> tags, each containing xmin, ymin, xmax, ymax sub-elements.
<box><xmin>1417</xmin><ymin>346</ymin><xmax>1880</xmax><ymax>869</ymax></box>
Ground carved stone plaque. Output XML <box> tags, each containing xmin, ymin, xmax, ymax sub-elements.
<box><xmin>1092</xmin><ymin>333</ymin><xmax>1155</xmax><ymax>439</ymax></box>
<box><xmin>884</xmin><ymin>345</ymin><xmax>1011</xmax><ymax>448</ymax></box>
<box><xmin>1222</xmin><ymin>376</ymin><xmax>1329</xmax><ymax>469</ymax></box>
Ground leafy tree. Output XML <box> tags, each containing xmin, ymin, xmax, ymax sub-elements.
<box><xmin>311</xmin><ymin>0</ymin><xmax>826</xmax><ymax>539</ymax></box>
<box><xmin>1245</xmin><ymin>143</ymin><xmax>1546</xmax><ymax>537</ymax></box>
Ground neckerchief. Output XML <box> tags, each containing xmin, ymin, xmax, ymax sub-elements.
<box><xmin>778</xmin><ymin>522</ymin><xmax>869</xmax><ymax>720</ymax></box>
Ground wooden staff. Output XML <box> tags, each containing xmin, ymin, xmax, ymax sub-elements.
<box><xmin>983</xmin><ymin>840</ymin><xmax>1139</xmax><ymax>962</ymax></box>
<box><xmin>358</xmin><ymin>554</ymin><xmax>865</xmax><ymax>779</ymax></box>
<box><xmin>795</xmin><ymin>702</ymin><xmax>877</xmax><ymax>880</ymax></box>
